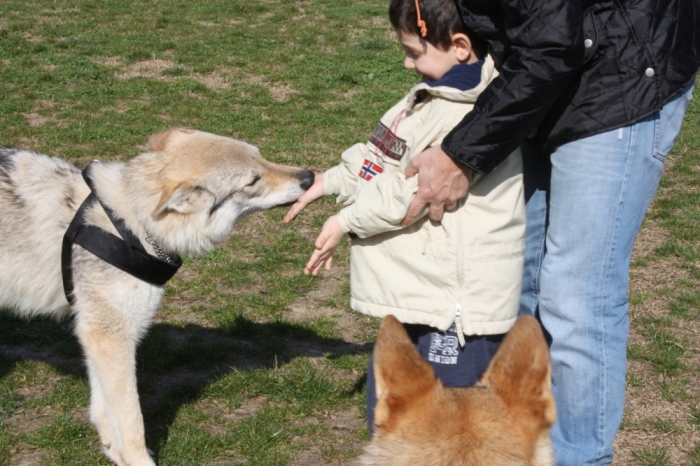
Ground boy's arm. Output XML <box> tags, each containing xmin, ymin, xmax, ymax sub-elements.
<box><xmin>335</xmin><ymin>170</ymin><xmax>423</xmax><ymax>238</ymax></box>
<box><xmin>336</xmin><ymin>110</ymin><xmax>466</xmax><ymax>237</ymax></box>
<box><xmin>322</xmin><ymin>143</ymin><xmax>371</xmax><ymax>205</ymax></box>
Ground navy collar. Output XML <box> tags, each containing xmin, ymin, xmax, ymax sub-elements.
<box><xmin>423</xmin><ymin>60</ymin><xmax>484</xmax><ymax>91</ymax></box>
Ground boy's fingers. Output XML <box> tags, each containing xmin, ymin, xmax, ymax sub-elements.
<box><xmin>315</xmin><ymin>232</ymin><xmax>330</xmax><ymax>249</ymax></box>
<box><xmin>304</xmin><ymin>250</ymin><xmax>320</xmax><ymax>274</ymax></box>
<box><xmin>325</xmin><ymin>256</ymin><xmax>333</xmax><ymax>271</ymax></box>
<box><xmin>284</xmin><ymin>202</ymin><xmax>303</xmax><ymax>223</ymax></box>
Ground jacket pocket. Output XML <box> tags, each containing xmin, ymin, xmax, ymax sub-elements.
<box><xmin>653</xmin><ymin>82</ymin><xmax>695</xmax><ymax>162</ymax></box>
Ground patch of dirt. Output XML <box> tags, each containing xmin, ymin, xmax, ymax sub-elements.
<box><xmin>9</xmin><ymin>447</ymin><xmax>51</xmax><ymax>466</ymax></box>
<box><xmin>245</xmin><ymin>74</ymin><xmax>298</xmax><ymax>102</ymax></box>
<box><xmin>290</xmin><ymin>406</ymin><xmax>364</xmax><ymax>466</ymax></box>
<box><xmin>91</xmin><ymin>56</ymin><xmax>123</xmax><ymax>67</ymax></box>
<box><xmin>6</xmin><ymin>408</ymin><xmax>60</xmax><ymax>436</ymax></box>
<box><xmin>197</xmin><ymin>396</ymin><xmax>269</xmax><ymax>436</ymax></box>
<box><xmin>194</xmin><ymin>72</ymin><xmax>231</xmax><ymax>90</ymax></box>
<box><xmin>22</xmin><ymin>33</ymin><xmax>42</xmax><ymax>44</ymax></box>
<box><xmin>23</xmin><ymin>113</ymin><xmax>57</xmax><ymax>128</ymax></box>
<box><xmin>613</xmin><ymin>219</ymin><xmax>700</xmax><ymax>464</ymax></box>
<box><xmin>116</xmin><ymin>59</ymin><xmax>178</xmax><ymax>80</ymax></box>
<box><xmin>114</xmin><ymin>59</ymin><xmax>235</xmax><ymax>91</ymax></box>
<box><xmin>223</xmin><ymin>396</ymin><xmax>269</xmax><ymax>421</ymax></box>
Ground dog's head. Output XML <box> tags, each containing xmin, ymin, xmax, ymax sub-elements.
<box><xmin>359</xmin><ymin>315</ymin><xmax>555</xmax><ymax>466</ymax></box>
<box><xmin>126</xmin><ymin>128</ymin><xmax>314</xmax><ymax>257</ymax></box>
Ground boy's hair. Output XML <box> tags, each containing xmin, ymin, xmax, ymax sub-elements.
<box><xmin>389</xmin><ymin>0</ymin><xmax>485</xmax><ymax>57</ymax></box>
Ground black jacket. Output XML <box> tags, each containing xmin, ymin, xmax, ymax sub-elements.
<box><xmin>443</xmin><ymin>0</ymin><xmax>700</xmax><ymax>174</ymax></box>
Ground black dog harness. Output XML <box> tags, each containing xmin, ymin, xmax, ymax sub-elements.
<box><xmin>61</xmin><ymin>162</ymin><xmax>182</xmax><ymax>305</ymax></box>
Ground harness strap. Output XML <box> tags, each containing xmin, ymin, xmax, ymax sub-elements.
<box><xmin>61</xmin><ymin>162</ymin><xmax>182</xmax><ymax>305</ymax></box>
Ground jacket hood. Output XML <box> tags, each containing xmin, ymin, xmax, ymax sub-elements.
<box><xmin>405</xmin><ymin>55</ymin><xmax>497</xmax><ymax>110</ymax></box>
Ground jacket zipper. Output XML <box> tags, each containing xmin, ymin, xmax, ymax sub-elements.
<box><xmin>455</xmin><ymin>215</ymin><xmax>466</xmax><ymax>348</ymax></box>
<box><xmin>454</xmin><ymin>303</ymin><xmax>466</xmax><ymax>348</ymax></box>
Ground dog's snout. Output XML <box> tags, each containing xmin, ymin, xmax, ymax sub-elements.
<box><xmin>298</xmin><ymin>170</ymin><xmax>315</xmax><ymax>191</ymax></box>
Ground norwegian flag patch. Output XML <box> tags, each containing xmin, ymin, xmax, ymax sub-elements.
<box><xmin>359</xmin><ymin>159</ymin><xmax>383</xmax><ymax>181</ymax></box>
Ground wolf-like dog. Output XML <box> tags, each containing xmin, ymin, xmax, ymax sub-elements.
<box><xmin>0</xmin><ymin>128</ymin><xmax>314</xmax><ymax>466</ymax></box>
<box><xmin>358</xmin><ymin>315</ymin><xmax>555</xmax><ymax>466</ymax></box>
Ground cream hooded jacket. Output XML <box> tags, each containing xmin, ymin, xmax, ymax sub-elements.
<box><xmin>323</xmin><ymin>57</ymin><xmax>525</xmax><ymax>338</ymax></box>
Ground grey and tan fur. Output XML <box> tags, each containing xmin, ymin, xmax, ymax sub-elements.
<box><xmin>0</xmin><ymin>128</ymin><xmax>314</xmax><ymax>466</ymax></box>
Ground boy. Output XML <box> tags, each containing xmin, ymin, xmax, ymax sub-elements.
<box><xmin>284</xmin><ymin>0</ymin><xmax>525</xmax><ymax>432</ymax></box>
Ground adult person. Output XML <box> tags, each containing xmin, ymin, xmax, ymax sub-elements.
<box><xmin>401</xmin><ymin>0</ymin><xmax>699</xmax><ymax>464</ymax></box>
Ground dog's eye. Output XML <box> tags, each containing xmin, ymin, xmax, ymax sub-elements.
<box><xmin>246</xmin><ymin>175</ymin><xmax>261</xmax><ymax>187</ymax></box>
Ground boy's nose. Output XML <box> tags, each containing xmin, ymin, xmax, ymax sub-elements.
<box><xmin>404</xmin><ymin>57</ymin><xmax>415</xmax><ymax>70</ymax></box>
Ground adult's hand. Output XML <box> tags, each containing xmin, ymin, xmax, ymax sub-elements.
<box><xmin>402</xmin><ymin>145</ymin><xmax>473</xmax><ymax>227</ymax></box>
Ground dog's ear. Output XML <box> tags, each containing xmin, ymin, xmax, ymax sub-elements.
<box><xmin>373</xmin><ymin>315</ymin><xmax>439</xmax><ymax>432</ymax></box>
<box><xmin>148</xmin><ymin>128</ymin><xmax>195</xmax><ymax>152</ymax></box>
<box><xmin>480</xmin><ymin>316</ymin><xmax>555</xmax><ymax>431</ymax></box>
<box><xmin>153</xmin><ymin>180</ymin><xmax>215</xmax><ymax>216</ymax></box>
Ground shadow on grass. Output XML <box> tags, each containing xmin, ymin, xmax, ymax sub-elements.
<box><xmin>0</xmin><ymin>311</ymin><xmax>372</xmax><ymax>462</ymax></box>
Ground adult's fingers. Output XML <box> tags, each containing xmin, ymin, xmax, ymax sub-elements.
<box><xmin>404</xmin><ymin>156</ymin><xmax>420</xmax><ymax>178</ymax></box>
<box><xmin>402</xmin><ymin>194</ymin><xmax>427</xmax><ymax>227</ymax></box>
<box><xmin>428</xmin><ymin>203</ymin><xmax>446</xmax><ymax>223</ymax></box>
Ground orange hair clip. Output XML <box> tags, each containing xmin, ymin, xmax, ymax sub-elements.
<box><xmin>415</xmin><ymin>0</ymin><xmax>427</xmax><ymax>37</ymax></box>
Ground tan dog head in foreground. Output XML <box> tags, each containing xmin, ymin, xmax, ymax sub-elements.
<box><xmin>359</xmin><ymin>315</ymin><xmax>555</xmax><ymax>466</ymax></box>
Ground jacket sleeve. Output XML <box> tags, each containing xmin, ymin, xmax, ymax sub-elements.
<box><xmin>443</xmin><ymin>0</ymin><xmax>585</xmax><ymax>174</ymax></box>
<box><xmin>335</xmin><ymin>171</ymin><xmax>422</xmax><ymax>237</ymax></box>
<box><xmin>335</xmin><ymin>113</ymin><xmax>462</xmax><ymax>237</ymax></box>
<box><xmin>322</xmin><ymin>143</ymin><xmax>369</xmax><ymax>205</ymax></box>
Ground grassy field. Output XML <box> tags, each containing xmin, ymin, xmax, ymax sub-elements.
<box><xmin>0</xmin><ymin>1</ymin><xmax>698</xmax><ymax>465</ymax></box>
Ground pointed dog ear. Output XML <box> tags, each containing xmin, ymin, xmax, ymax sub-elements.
<box><xmin>480</xmin><ymin>316</ymin><xmax>556</xmax><ymax>430</ymax></box>
<box><xmin>148</xmin><ymin>128</ymin><xmax>195</xmax><ymax>152</ymax></box>
<box><xmin>373</xmin><ymin>315</ymin><xmax>438</xmax><ymax>432</ymax></box>
<box><xmin>153</xmin><ymin>180</ymin><xmax>215</xmax><ymax>217</ymax></box>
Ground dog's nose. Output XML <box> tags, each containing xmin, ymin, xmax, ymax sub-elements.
<box><xmin>298</xmin><ymin>170</ymin><xmax>315</xmax><ymax>191</ymax></box>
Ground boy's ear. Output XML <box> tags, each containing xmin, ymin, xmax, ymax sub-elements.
<box><xmin>451</xmin><ymin>32</ymin><xmax>474</xmax><ymax>63</ymax></box>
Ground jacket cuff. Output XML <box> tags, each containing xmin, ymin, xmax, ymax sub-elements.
<box><xmin>322</xmin><ymin>168</ymin><xmax>339</xmax><ymax>196</ymax></box>
<box><xmin>440</xmin><ymin>141</ymin><xmax>485</xmax><ymax>175</ymax></box>
<box><xmin>335</xmin><ymin>210</ymin><xmax>352</xmax><ymax>234</ymax></box>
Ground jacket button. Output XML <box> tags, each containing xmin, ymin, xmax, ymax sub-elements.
<box><xmin>645</xmin><ymin>67</ymin><xmax>655</xmax><ymax>77</ymax></box>
<box><xmin>584</xmin><ymin>39</ymin><xmax>593</xmax><ymax>48</ymax></box>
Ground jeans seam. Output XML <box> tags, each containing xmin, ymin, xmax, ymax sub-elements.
<box><xmin>595</xmin><ymin>123</ymin><xmax>634</xmax><ymax>461</ymax></box>
<box><xmin>533</xmin><ymin>215</ymin><xmax>546</xmax><ymax>314</ymax></box>
<box><xmin>653</xmin><ymin>92</ymin><xmax>687</xmax><ymax>162</ymax></box>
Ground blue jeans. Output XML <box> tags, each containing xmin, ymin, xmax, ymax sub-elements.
<box><xmin>520</xmin><ymin>81</ymin><xmax>694</xmax><ymax>466</ymax></box>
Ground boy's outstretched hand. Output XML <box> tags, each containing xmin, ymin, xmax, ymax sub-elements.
<box><xmin>284</xmin><ymin>174</ymin><xmax>324</xmax><ymax>223</ymax></box>
<box><xmin>305</xmin><ymin>216</ymin><xmax>344</xmax><ymax>276</ymax></box>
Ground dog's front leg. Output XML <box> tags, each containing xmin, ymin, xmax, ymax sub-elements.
<box><xmin>75</xmin><ymin>321</ymin><xmax>156</xmax><ymax>466</ymax></box>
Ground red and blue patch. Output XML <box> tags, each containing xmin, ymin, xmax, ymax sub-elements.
<box><xmin>358</xmin><ymin>159</ymin><xmax>383</xmax><ymax>181</ymax></box>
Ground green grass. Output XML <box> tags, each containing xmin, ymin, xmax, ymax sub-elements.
<box><xmin>0</xmin><ymin>1</ymin><xmax>394</xmax><ymax>464</ymax></box>
<box><xmin>623</xmin><ymin>78</ymin><xmax>700</xmax><ymax>464</ymax></box>
<box><xmin>0</xmin><ymin>0</ymin><xmax>699</xmax><ymax>465</ymax></box>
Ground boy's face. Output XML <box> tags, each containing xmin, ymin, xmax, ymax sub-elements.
<box><xmin>398</xmin><ymin>31</ymin><xmax>463</xmax><ymax>81</ymax></box>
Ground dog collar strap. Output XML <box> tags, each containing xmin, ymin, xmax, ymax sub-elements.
<box><xmin>61</xmin><ymin>163</ymin><xmax>182</xmax><ymax>305</ymax></box>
